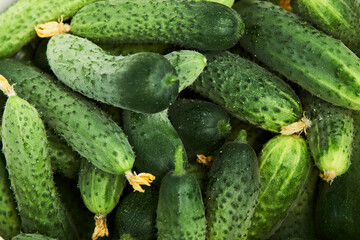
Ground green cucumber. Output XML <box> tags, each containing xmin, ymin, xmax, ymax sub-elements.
<box><xmin>248</xmin><ymin>135</ymin><xmax>312</xmax><ymax>240</ymax></box>
<box><xmin>156</xmin><ymin>145</ymin><xmax>206</xmax><ymax>239</ymax></box>
<box><xmin>34</xmin><ymin>38</ymin><xmax>52</xmax><ymax>73</ymax></box>
<box><xmin>99</xmin><ymin>43</ymin><xmax>174</xmax><ymax>56</ymax></box>
<box><xmin>0</xmin><ymin>0</ymin><xmax>96</xmax><ymax>58</ymax></box>
<box><xmin>115</xmin><ymin>186</ymin><xmax>159</xmax><ymax>240</ymax></box>
<box><xmin>297</xmin><ymin>0</ymin><xmax>360</xmax><ymax>56</ymax></box>
<box><xmin>191</xmin><ymin>51</ymin><xmax>302</xmax><ymax>133</ymax></box>
<box><xmin>0</xmin><ymin>155</ymin><xmax>20</xmax><ymax>239</ymax></box>
<box><xmin>234</xmin><ymin>0</ymin><xmax>360</xmax><ymax>110</ymax></box>
<box><xmin>11</xmin><ymin>233</ymin><xmax>57</xmax><ymax>240</ymax></box>
<box><xmin>303</xmin><ymin>92</ymin><xmax>354</xmax><ymax>182</ymax></box>
<box><xmin>191</xmin><ymin>0</ymin><xmax>234</xmax><ymax>8</ymax></box>
<box><xmin>168</xmin><ymin>98</ymin><xmax>232</xmax><ymax>159</ymax></box>
<box><xmin>70</xmin><ymin>0</ymin><xmax>244</xmax><ymax>51</ymax></box>
<box><xmin>1</xmin><ymin>78</ymin><xmax>78</xmax><ymax>239</ymax></box>
<box><xmin>205</xmin><ymin>130</ymin><xmax>260</xmax><ymax>240</ymax></box>
<box><xmin>78</xmin><ymin>159</ymin><xmax>127</xmax><ymax>240</ymax></box>
<box><xmin>47</xmin><ymin>34</ymin><xmax>178</xmax><ymax>114</ymax></box>
<box><xmin>118</xmin><ymin>234</ymin><xmax>135</xmax><ymax>240</ymax></box>
<box><xmin>0</xmin><ymin>59</ymin><xmax>134</xmax><ymax>175</ymax></box>
<box><xmin>122</xmin><ymin>110</ymin><xmax>187</xmax><ymax>186</ymax></box>
<box><xmin>186</xmin><ymin>162</ymin><xmax>208</xmax><ymax>194</ymax></box>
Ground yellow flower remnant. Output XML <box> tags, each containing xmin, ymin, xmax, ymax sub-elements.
<box><xmin>35</xmin><ymin>16</ymin><xmax>70</xmax><ymax>38</ymax></box>
<box><xmin>125</xmin><ymin>171</ymin><xmax>155</xmax><ymax>193</ymax></box>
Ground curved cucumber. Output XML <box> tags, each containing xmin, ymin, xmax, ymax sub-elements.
<box><xmin>205</xmin><ymin>131</ymin><xmax>260</xmax><ymax>240</ymax></box>
<box><xmin>0</xmin><ymin>59</ymin><xmax>134</xmax><ymax>175</ymax></box>
<box><xmin>0</xmin><ymin>0</ymin><xmax>96</xmax><ymax>58</ymax></box>
<box><xmin>47</xmin><ymin>34</ymin><xmax>179</xmax><ymax>114</ymax></box>
<box><xmin>11</xmin><ymin>233</ymin><xmax>57</xmax><ymax>240</ymax></box>
<box><xmin>70</xmin><ymin>0</ymin><xmax>244</xmax><ymax>51</ymax></box>
<box><xmin>248</xmin><ymin>135</ymin><xmax>312</xmax><ymax>240</ymax></box>
<box><xmin>191</xmin><ymin>51</ymin><xmax>302</xmax><ymax>133</ymax></box>
<box><xmin>234</xmin><ymin>0</ymin><xmax>360</xmax><ymax>110</ymax></box>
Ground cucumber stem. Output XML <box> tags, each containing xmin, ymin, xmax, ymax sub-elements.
<box><xmin>125</xmin><ymin>171</ymin><xmax>155</xmax><ymax>193</ymax></box>
<box><xmin>235</xmin><ymin>129</ymin><xmax>247</xmax><ymax>144</ymax></box>
<box><xmin>217</xmin><ymin>120</ymin><xmax>232</xmax><ymax>133</ymax></box>
<box><xmin>0</xmin><ymin>75</ymin><xmax>16</xmax><ymax>97</ymax></box>
<box><xmin>173</xmin><ymin>145</ymin><xmax>185</xmax><ymax>175</ymax></box>
<box><xmin>92</xmin><ymin>214</ymin><xmax>109</xmax><ymax>240</ymax></box>
<box><xmin>34</xmin><ymin>16</ymin><xmax>70</xmax><ymax>38</ymax></box>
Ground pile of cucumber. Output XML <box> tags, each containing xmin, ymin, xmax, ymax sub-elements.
<box><xmin>0</xmin><ymin>0</ymin><xmax>359</xmax><ymax>239</ymax></box>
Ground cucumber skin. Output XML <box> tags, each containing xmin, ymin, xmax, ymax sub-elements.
<box><xmin>192</xmin><ymin>51</ymin><xmax>302</xmax><ymax>133</ymax></box>
<box><xmin>70</xmin><ymin>0</ymin><xmax>244</xmax><ymax>51</ymax></box>
<box><xmin>234</xmin><ymin>0</ymin><xmax>360</xmax><ymax>110</ymax></box>
<box><xmin>0</xmin><ymin>0</ymin><xmax>96</xmax><ymax>58</ymax></box>
<box><xmin>205</xmin><ymin>141</ymin><xmax>260</xmax><ymax>240</ymax></box>
<box><xmin>0</xmin><ymin>59</ymin><xmax>135</xmax><ymax>175</ymax></box>
<box><xmin>2</xmin><ymin>96</ymin><xmax>78</xmax><ymax>240</ymax></box>
<box><xmin>12</xmin><ymin>233</ymin><xmax>57</xmax><ymax>240</ymax></box>
<box><xmin>248</xmin><ymin>135</ymin><xmax>312</xmax><ymax>240</ymax></box>
<box><xmin>297</xmin><ymin>0</ymin><xmax>360</xmax><ymax>56</ymax></box>
<box><xmin>47</xmin><ymin>34</ymin><xmax>179</xmax><ymax>114</ymax></box>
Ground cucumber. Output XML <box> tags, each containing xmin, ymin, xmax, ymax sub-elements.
<box><xmin>115</xmin><ymin>186</ymin><xmax>159</xmax><ymax>240</ymax></box>
<box><xmin>118</xmin><ymin>235</ymin><xmax>135</xmax><ymax>240</ymax></box>
<box><xmin>34</xmin><ymin>38</ymin><xmax>52</xmax><ymax>73</ymax></box>
<box><xmin>47</xmin><ymin>34</ymin><xmax>179</xmax><ymax>114</ymax></box>
<box><xmin>156</xmin><ymin>145</ymin><xmax>206</xmax><ymax>240</ymax></box>
<box><xmin>11</xmin><ymin>233</ymin><xmax>57</xmax><ymax>240</ymax></box>
<box><xmin>302</xmin><ymin>92</ymin><xmax>354</xmax><ymax>182</ymax></box>
<box><xmin>191</xmin><ymin>51</ymin><xmax>302</xmax><ymax>133</ymax></box>
<box><xmin>0</xmin><ymin>155</ymin><xmax>20</xmax><ymax>239</ymax></box>
<box><xmin>205</xmin><ymin>130</ymin><xmax>260</xmax><ymax>240</ymax></box>
<box><xmin>297</xmin><ymin>0</ymin><xmax>360</xmax><ymax>56</ymax></box>
<box><xmin>191</xmin><ymin>0</ymin><xmax>234</xmax><ymax>8</ymax></box>
<box><xmin>168</xmin><ymin>98</ymin><xmax>232</xmax><ymax>159</ymax></box>
<box><xmin>234</xmin><ymin>0</ymin><xmax>360</xmax><ymax>110</ymax></box>
<box><xmin>0</xmin><ymin>0</ymin><xmax>96</xmax><ymax>58</ymax></box>
<box><xmin>248</xmin><ymin>135</ymin><xmax>312</xmax><ymax>240</ymax></box>
<box><xmin>99</xmin><ymin>43</ymin><xmax>174</xmax><ymax>56</ymax></box>
<box><xmin>0</xmin><ymin>76</ymin><xmax>78</xmax><ymax>239</ymax></box>
<box><xmin>186</xmin><ymin>162</ymin><xmax>208</xmax><ymax>194</ymax></box>
<box><xmin>78</xmin><ymin>159</ymin><xmax>127</xmax><ymax>240</ymax></box>
<box><xmin>70</xmin><ymin>0</ymin><xmax>244</xmax><ymax>51</ymax></box>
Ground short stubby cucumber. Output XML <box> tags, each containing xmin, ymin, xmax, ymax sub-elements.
<box><xmin>234</xmin><ymin>0</ymin><xmax>360</xmax><ymax>110</ymax></box>
<box><xmin>191</xmin><ymin>51</ymin><xmax>302</xmax><ymax>133</ymax></box>
<box><xmin>248</xmin><ymin>135</ymin><xmax>312</xmax><ymax>240</ymax></box>
<box><xmin>205</xmin><ymin>131</ymin><xmax>260</xmax><ymax>240</ymax></box>
<box><xmin>157</xmin><ymin>146</ymin><xmax>206</xmax><ymax>240</ymax></box>
<box><xmin>70</xmin><ymin>0</ymin><xmax>244</xmax><ymax>51</ymax></box>
<box><xmin>78</xmin><ymin>159</ymin><xmax>127</xmax><ymax>240</ymax></box>
<box><xmin>12</xmin><ymin>233</ymin><xmax>57</xmax><ymax>240</ymax></box>
<box><xmin>0</xmin><ymin>76</ymin><xmax>78</xmax><ymax>239</ymax></box>
<box><xmin>0</xmin><ymin>0</ymin><xmax>96</xmax><ymax>58</ymax></box>
<box><xmin>303</xmin><ymin>92</ymin><xmax>354</xmax><ymax>182</ymax></box>
<box><xmin>47</xmin><ymin>34</ymin><xmax>179</xmax><ymax>114</ymax></box>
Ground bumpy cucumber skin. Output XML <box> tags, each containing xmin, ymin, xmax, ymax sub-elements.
<box><xmin>100</xmin><ymin>43</ymin><xmax>174</xmax><ymax>56</ymax></box>
<box><xmin>234</xmin><ymin>0</ymin><xmax>360</xmax><ymax>110</ymax></box>
<box><xmin>115</xmin><ymin>186</ymin><xmax>159</xmax><ymax>240</ymax></box>
<box><xmin>297</xmin><ymin>0</ymin><xmax>360</xmax><ymax>56</ymax></box>
<box><xmin>157</xmin><ymin>172</ymin><xmax>206</xmax><ymax>240</ymax></box>
<box><xmin>192</xmin><ymin>51</ymin><xmax>302</xmax><ymax>133</ymax></box>
<box><xmin>70</xmin><ymin>0</ymin><xmax>244</xmax><ymax>51</ymax></box>
<box><xmin>206</xmin><ymin>140</ymin><xmax>260</xmax><ymax>240</ymax></box>
<box><xmin>0</xmin><ymin>0</ymin><xmax>96</xmax><ymax>58</ymax></box>
<box><xmin>248</xmin><ymin>135</ymin><xmax>312</xmax><ymax>240</ymax></box>
<box><xmin>12</xmin><ymin>233</ymin><xmax>57</xmax><ymax>240</ymax></box>
<box><xmin>78</xmin><ymin>160</ymin><xmax>126</xmax><ymax>214</ymax></box>
<box><xmin>2</xmin><ymin>96</ymin><xmax>78</xmax><ymax>240</ymax></box>
<box><xmin>47</xmin><ymin>34</ymin><xmax>179</xmax><ymax>114</ymax></box>
<box><xmin>0</xmin><ymin>156</ymin><xmax>20</xmax><ymax>239</ymax></box>
<box><xmin>0</xmin><ymin>59</ymin><xmax>135</xmax><ymax>175</ymax></box>
<box><xmin>304</xmin><ymin>94</ymin><xmax>354</xmax><ymax>178</ymax></box>
<box><xmin>122</xmin><ymin>110</ymin><xmax>187</xmax><ymax>185</ymax></box>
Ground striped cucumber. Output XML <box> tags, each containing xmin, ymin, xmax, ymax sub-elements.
<box><xmin>0</xmin><ymin>0</ymin><xmax>96</xmax><ymax>58</ymax></box>
<box><xmin>234</xmin><ymin>0</ymin><xmax>360</xmax><ymax>110</ymax></box>
<box><xmin>12</xmin><ymin>233</ymin><xmax>57</xmax><ymax>240</ymax></box>
<box><xmin>191</xmin><ymin>51</ymin><xmax>302</xmax><ymax>133</ymax></box>
<box><xmin>248</xmin><ymin>135</ymin><xmax>312</xmax><ymax>240</ymax></box>
<box><xmin>47</xmin><ymin>34</ymin><xmax>179</xmax><ymax>114</ymax></box>
<box><xmin>0</xmin><ymin>76</ymin><xmax>78</xmax><ymax>239</ymax></box>
<box><xmin>205</xmin><ymin>130</ymin><xmax>260</xmax><ymax>240</ymax></box>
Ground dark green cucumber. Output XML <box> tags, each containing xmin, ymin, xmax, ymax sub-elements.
<box><xmin>186</xmin><ymin>162</ymin><xmax>208</xmax><ymax>194</ymax></box>
<box><xmin>47</xmin><ymin>34</ymin><xmax>179</xmax><ymax>114</ymax></box>
<box><xmin>1</xmin><ymin>84</ymin><xmax>78</xmax><ymax>239</ymax></box>
<box><xmin>205</xmin><ymin>131</ymin><xmax>260</xmax><ymax>240</ymax></box>
<box><xmin>99</xmin><ymin>43</ymin><xmax>174</xmax><ymax>56</ymax></box>
<box><xmin>118</xmin><ymin>234</ymin><xmax>135</xmax><ymax>240</ymax></box>
<box><xmin>168</xmin><ymin>98</ymin><xmax>232</xmax><ymax>159</ymax></box>
<box><xmin>122</xmin><ymin>110</ymin><xmax>187</xmax><ymax>185</ymax></box>
<box><xmin>297</xmin><ymin>0</ymin><xmax>360</xmax><ymax>56</ymax></box>
<box><xmin>115</xmin><ymin>186</ymin><xmax>159</xmax><ymax>240</ymax></box>
<box><xmin>70</xmin><ymin>0</ymin><xmax>244</xmax><ymax>51</ymax></box>
<box><xmin>156</xmin><ymin>145</ymin><xmax>206</xmax><ymax>239</ymax></box>
<box><xmin>191</xmin><ymin>51</ymin><xmax>302</xmax><ymax>133</ymax></box>
<box><xmin>0</xmin><ymin>155</ymin><xmax>20</xmax><ymax>239</ymax></box>
<box><xmin>11</xmin><ymin>233</ymin><xmax>57</xmax><ymax>240</ymax></box>
<box><xmin>303</xmin><ymin>92</ymin><xmax>354</xmax><ymax>182</ymax></box>
<box><xmin>248</xmin><ymin>135</ymin><xmax>312</xmax><ymax>240</ymax></box>
<box><xmin>0</xmin><ymin>59</ymin><xmax>134</xmax><ymax>175</ymax></box>
<box><xmin>34</xmin><ymin>38</ymin><xmax>52</xmax><ymax>73</ymax></box>
<box><xmin>234</xmin><ymin>0</ymin><xmax>360</xmax><ymax>110</ymax></box>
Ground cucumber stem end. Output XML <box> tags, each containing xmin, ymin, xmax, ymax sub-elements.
<box><xmin>173</xmin><ymin>145</ymin><xmax>185</xmax><ymax>175</ymax></box>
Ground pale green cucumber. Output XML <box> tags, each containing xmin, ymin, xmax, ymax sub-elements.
<box><xmin>11</xmin><ymin>233</ymin><xmax>57</xmax><ymax>240</ymax></box>
<box><xmin>191</xmin><ymin>0</ymin><xmax>234</xmax><ymax>8</ymax></box>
